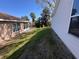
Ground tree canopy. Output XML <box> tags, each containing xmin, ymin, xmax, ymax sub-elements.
<box><xmin>36</xmin><ymin>0</ymin><xmax>56</xmax><ymax>17</ymax></box>
<box><xmin>41</xmin><ymin>7</ymin><xmax>50</xmax><ymax>22</ymax></box>
<box><xmin>21</xmin><ymin>16</ymin><xmax>29</xmax><ymax>21</ymax></box>
<box><xmin>30</xmin><ymin>12</ymin><xmax>36</xmax><ymax>22</ymax></box>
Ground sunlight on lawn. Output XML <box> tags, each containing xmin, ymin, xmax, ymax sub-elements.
<box><xmin>0</xmin><ymin>27</ymin><xmax>49</xmax><ymax>59</ymax></box>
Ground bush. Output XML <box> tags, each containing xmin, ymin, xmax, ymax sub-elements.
<box><xmin>35</xmin><ymin>20</ymin><xmax>40</xmax><ymax>28</ymax></box>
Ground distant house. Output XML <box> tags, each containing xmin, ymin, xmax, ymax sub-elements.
<box><xmin>0</xmin><ymin>13</ymin><xmax>30</xmax><ymax>40</ymax></box>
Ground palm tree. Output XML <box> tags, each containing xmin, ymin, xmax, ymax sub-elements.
<box><xmin>30</xmin><ymin>12</ymin><xmax>36</xmax><ymax>22</ymax></box>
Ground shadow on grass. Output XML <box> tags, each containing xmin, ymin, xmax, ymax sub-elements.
<box><xmin>7</xmin><ymin>27</ymin><xmax>55</xmax><ymax>59</ymax></box>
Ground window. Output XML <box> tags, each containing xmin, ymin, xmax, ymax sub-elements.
<box><xmin>69</xmin><ymin>0</ymin><xmax>79</xmax><ymax>37</ymax></box>
<box><xmin>24</xmin><ymin>23</ymin><xmax>28</xmax><ymax>29</ymax></box>
<box><xmin>13</xmin><ymin>23</ymin><xmax>20</xmax><ymax>32</ymax></box>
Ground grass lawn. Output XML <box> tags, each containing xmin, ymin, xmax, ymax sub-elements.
<box><xmin>7</xmin><ymin>27</ymin><xmax>55</xmax><ymax>59</ymax></box>
<box><xmin>18</xmin><ymin>27</ymin><xmax>56</xmax><ymax>59</ymax></box>
<box><xmin>0</xmin><ymin>27</ymin><xmax>52</xmax><ymax>59</ymax></box>
<box><xmin>0</xmin><ymin>27</ymin><xmax>75</xmax><ymax>59</ymax></box>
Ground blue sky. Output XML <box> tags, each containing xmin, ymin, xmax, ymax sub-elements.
<box><xmin>0</xmin><ymin>0</ymin><xmax>42</xmax><ymax>20</ymax></box>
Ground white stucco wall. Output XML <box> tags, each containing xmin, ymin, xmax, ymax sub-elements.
<box><xmin>51</xmin><ymin>0</ymin><xmax>79</xmax><ymax>59</ymax></box>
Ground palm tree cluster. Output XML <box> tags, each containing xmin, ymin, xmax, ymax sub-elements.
<box><xmin>21</xmin><ymin>6</ymin><xmax>50</xmax><ymax>28</ymax></box>
<box><xmin>35</xmin><ymin>7</ymin><xmax>50</xmax><ymax>28</ymax></box>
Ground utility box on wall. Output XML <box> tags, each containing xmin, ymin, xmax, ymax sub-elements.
<box><xmin>51</xmin><ymin>0</ymin><xmax>79</xmax><ymax>58</ymax></box>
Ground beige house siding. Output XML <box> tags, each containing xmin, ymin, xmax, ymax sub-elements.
<box><xmin>0</xmin><ymin>21</ymin><xmax>30</xmax><ymax>40</ymax></box>
<box><xmin>0</xmin><ymin>22</ymin><xmax>12</xmax><ymax>40</ymax></box>
<box><xmin>20</xmin><ymin>23</ymin><xmax>24</xmax><ymax>33</ymax></box>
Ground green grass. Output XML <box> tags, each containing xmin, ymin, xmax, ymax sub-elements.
<box><xmin>1</xmin><ymin>27</ymin><xmax>75</xmax><ymax>59</ymax></box>
<box><xmin>0</xmin><ymin>28</ymin><xmax>38</xmax><ymax>59</ymax></box>
<box><xmin>0</xmin><ymin>27</ymin><xmax>52</xmax><ymax>59</ymax></box>
<box><xmin>6</xmin><ymin>27</ymin><xmax>51</xmax><ymax>59</ymax></box>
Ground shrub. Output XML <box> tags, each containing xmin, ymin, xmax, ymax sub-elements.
<box><xmin>35</xmin><ymin>20</ymin><xmax>40</xmax><ymax>28</ymax></box>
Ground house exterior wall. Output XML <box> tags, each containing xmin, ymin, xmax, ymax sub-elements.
<box><xmin>51</xmin><ymin>0</ymin><xmax>79</xmax><ymax>58</ymax></box>
<box><xmin>11</xmin><ymin>22</ymin><xmax>29</xmax><ymax>38</ymax></box>
<box><xmin>20</xmin><ymin>23</ymin><xmax>24</xmax><ymax>33</ymax></box>
<box><xmin>0</xmin><ymin>22</ymin><xmax>12</xmax><ymax>40</ymax></box>
<box><xmin>0</xmin><ymin>22</ymin><xmax>29</xmax><ymax>40</ymax></box>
